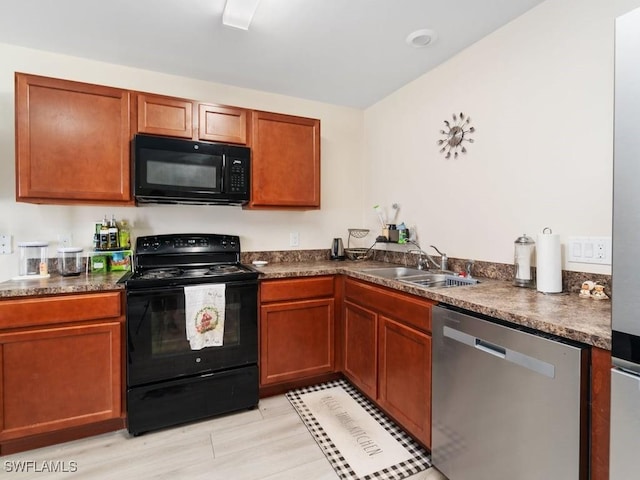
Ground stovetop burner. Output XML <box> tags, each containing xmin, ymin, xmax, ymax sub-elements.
<box><xmin>137</xmin><ymin>267</ymin><xmax>184</xmax><ymax>280</ymax></box>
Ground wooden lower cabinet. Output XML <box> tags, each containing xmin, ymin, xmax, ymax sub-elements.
<box><xmin>343</xmin><ymin>277</ymin><xmax>434</xmax><ymax>447</ymax></box>
<box><xmin>343</xmin><ymin>300</ymin><xmax>378</xmax><ymax>399</ymax></box>
<box><xmin>259</xmin><ymin>276</ymin><xmax>335</xmax><ymax>388</ymax></box>
<box><xmin>378</xmin><ymin>316</ymin><xmax>432</xmax><ymax>447</ymax></box>
<box><xmin>0</xmin><ymin>292</ymin><xmax>125</xmax><ymax>455</ymax></box>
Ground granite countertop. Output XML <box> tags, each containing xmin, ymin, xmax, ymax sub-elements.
<box><xmin>253</xmin><ymin>260</ymin><xmax>612</xmax><ymax>350</ymax></box>
<box><xmin>0</xmin><ymin>272</ymin><xmax>127</xmax><ymax>298</ymax></box>
<box><xmin>0</xmin><ymin>260</ymin><xmax>611</xmax><ymax>350</ymax></box>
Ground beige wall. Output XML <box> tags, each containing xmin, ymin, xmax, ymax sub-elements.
<box><xmin>2</xmin><ymin>0</ymin><xmax>640</xmax><ymax>281</ymax></box>
<box><xmin>0</xmin><ymin>44</ymin><xmax>364</xmax><ymax>281</ymax></box>
<box><xmin>363</xmin><ymin>0</ymin><xmax>640</xmax><ymax>275</ymax></box>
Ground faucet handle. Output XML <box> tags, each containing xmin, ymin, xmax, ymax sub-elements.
<box><xmin>440</xmin><ymin>253</ymin><xmax>448</xmax><ymax>271</ymax></box>
<box><xmin>465</xmin><ymin>259</ymin><xmax>475</xmax><ymax>278</ymax></box>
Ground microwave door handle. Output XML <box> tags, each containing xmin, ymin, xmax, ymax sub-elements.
<box><xmin>220</xmin><ymin>153</ymin><xmax>226</xmax><ymax>192</ymax></box>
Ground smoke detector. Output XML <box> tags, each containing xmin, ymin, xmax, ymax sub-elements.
<box><xmin>406</xmin><ymin>29</ymin><xmax>438</xmax><ymax>48</ymax></box>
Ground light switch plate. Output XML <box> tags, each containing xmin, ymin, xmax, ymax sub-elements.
<box><xmin>567</xmin><ymin>236</ymin><xmax>611</xmax><ymax>265</ymax></box>
<box><xmin>289</xmin><ymin>232</ymin><xmax>299</xmax><ymax>247</ymax></box>
<box><xmin>0</xmin><ymin>234</ymin><xmax>12</xmax><ymax>254</ymax></box>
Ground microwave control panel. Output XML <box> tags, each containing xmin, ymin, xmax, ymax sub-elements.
<box><xmin>227</xmin><ymin>157</ymin><xmax>249</xmax><ymax>194</ymax></box>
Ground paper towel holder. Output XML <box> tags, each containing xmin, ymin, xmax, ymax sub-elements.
<box><xmin>536</xmin><ymin>226</ymin><xmax>563</xmax><ymax>294</ymax></box>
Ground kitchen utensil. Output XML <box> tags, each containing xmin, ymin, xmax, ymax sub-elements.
<box><xmin>330</xmin><ymin>238</ymin><xmax>345</xmax><ymax>260</ymax></box>
<box><xmin>391</xmin><ymin>203</ymin><xmax>400</xmax><ymax>224</ymax></box>
<box><xmin>373</xmin><ymin>205</ymin><xmax>386</xmax><ymax>228</ymax></box>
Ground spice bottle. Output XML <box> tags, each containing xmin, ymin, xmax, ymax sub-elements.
<box><xmin>108</xmin><ymin>214</ymin><xmax>119</xmax><ymax>249</ymax></box>
<box><xmin>118</xmin><ymin>220</ymin><xmax>131</xmax><ymax>250</ymax></box>
<box><xmin>99</xmin><ymin>215</ymin><xmax>109</xmax><ymax>250</ymax></box>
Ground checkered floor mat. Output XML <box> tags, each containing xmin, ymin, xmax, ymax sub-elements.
<box><xmin>286</xmin><ymin>379</ymin><xmax>431</xmax><ymax>480</ymax></box>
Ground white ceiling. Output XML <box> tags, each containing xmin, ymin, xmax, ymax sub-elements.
<box><xmin>0</xmin><ymin>0</ymin><xmax>545</xmax><ymax>108</ymax></box>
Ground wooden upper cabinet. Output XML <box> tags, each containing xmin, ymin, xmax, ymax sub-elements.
<box><xmin>198</xmin><ymin>103</ymin><xmax>248</xmax><ymax>144</ymax></box>
<box><xmin>136</xmin><ymin>93</ymin><xmax>194</xmax><ymax>139</ymax></box>
<box><xmin>136</xmin><ymin>94</ymin><xmax>249</xmax><ymax>145</ymax></box>
<box><xmin>15</xmin><ymin>73</ymin><xmax>133</xmax><ymax>205</ymax></box>
<box><xmin>249</xmin><ymin>111</ymin><xmax>320</xmax><ymax>209</ymax></box>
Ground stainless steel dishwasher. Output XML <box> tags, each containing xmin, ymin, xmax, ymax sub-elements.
<box><xmin>432</xmin><ymin>305</ymin><xmax>589</xmax><ymax>480</ymax></box>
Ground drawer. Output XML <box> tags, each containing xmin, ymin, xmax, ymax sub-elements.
<box><xmin>261</xmin><ymin>276</ymin><xmax>334</xmax><ymax>303</ymax></box>
<box><xmin>345</xmin><ymin>278</ymin><xmax>433</xmax><ymax>332</ymax></box>
<box><xmin>0</xmin><ymin>292</ymin><xmax>123</xmax><ymax>330</ymax></box>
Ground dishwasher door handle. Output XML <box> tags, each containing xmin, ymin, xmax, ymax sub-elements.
<box><xmin>443</xmin><ymin>325</ymin><xmax>555</xmax><ymax>378</ymax></box>
<box><xmin>475</xmin><ymin>338</ymin><xmax>506</xmax><ymax>358</ymax></box>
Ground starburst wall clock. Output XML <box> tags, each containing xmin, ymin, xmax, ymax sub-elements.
<box><xmin>438</xmin><ymin>112</ymin><xmax>475</xmax><ymax>159</ymax></box>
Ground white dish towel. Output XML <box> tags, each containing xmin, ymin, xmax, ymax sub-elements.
<box><xmin>184</xmin><ymin>284</ymin><xmax>226</xmax><ymax>350</ymax></box>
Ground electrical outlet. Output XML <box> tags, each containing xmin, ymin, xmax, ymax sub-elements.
<box><xmin>0</xmin><ymin>234</ymin><xmax>12</xmax><ymax>254</ymax></box>
<box><xmin>567</xmin><ymin>236</ymin><xmax>611</xmax><ymax>265</ymax></box>
<box><xmin>289</xmin><ymin>232</ymin><xmax>299</xmax><ymax>247</ymax></box>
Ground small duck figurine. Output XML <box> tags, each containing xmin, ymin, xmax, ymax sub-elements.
<box><xmin>579</xmin><ymin>281</ymin><xmax>595</xmax><ymax>299</ymax></box>
<box><xmin>592</xmin><ymin>283</ymin><xmax>609</xmax><ymax>300</ymax></box>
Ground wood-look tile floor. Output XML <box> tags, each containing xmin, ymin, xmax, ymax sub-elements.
<box><xmin>2</xmin><ymin>395</ymin><xmax>448</xmax><ymax>479</ymax></box>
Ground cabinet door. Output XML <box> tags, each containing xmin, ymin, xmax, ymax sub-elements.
<box><xmin>378</xmin><ymin>316</ymin><xmax>432</xmax><ymax>447</ymax></box>
<box><xmin>137</xmin><ymin>93</ymin><xmax>194</xmax><ymax>138</ymax></box>
<box><xmin>260</xmin><ymin>298</ymin><xmax>334</xmax><ymax>386</ymax></box>
<box><xmin>198</xmin><ymin>104</ymin><xmax>248</xmax><ymax>144</ymax></box>
<box><xmin>250</xmin><ymin>111</ymin><xmax>320</xmax><ymax>208</ymax></box>
<box><xmin>0</xmin><ymin>321</ymin><xmax>122</xmax><ymax>442</ymax></box>
<box><xmin>343</xmin><ymin>300</ymin><xmax>378</xmax><ymax>399</ymax></box>
<box><xmin>15</xmin><ymin>73</ymin><xmax>132</xmax><ymax>204</ymax></box>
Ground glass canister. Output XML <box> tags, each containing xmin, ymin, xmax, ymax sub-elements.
<box><xmin>57</xmin><ymin>247</ymin><xmax>84</xmax><ymax>276</ymax></box>
<box><xmin>514</xmin><ymin>234</ymin><xmax>535</xmax><ymax>288</ymax></box>
<box><xmin>18</xmin><ymin>241</ymin><xmax>49</xmax><ymax>277</ymax></box>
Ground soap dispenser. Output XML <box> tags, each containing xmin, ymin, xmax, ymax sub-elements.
<box><xmin>514</xmin><ymin>234</ymin><xmax>535</xmax><ymax>287</ymax></box>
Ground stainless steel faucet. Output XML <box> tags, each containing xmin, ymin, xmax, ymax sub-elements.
<box><xmin>408</xmin><ymin>241</ymin><xmax>446</xmax><ymax>271</ymax></box>
<box><xmin>407</xmin><ymin>249</ymin><xmax>430</xmax><ymax>270</ymax></box>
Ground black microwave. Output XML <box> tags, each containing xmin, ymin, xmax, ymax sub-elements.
<box><xmin>133</xmin><ymin>134</ymin><xmax>250</xmax><ymax>205</ymax></box>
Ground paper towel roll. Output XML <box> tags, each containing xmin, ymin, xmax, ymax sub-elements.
<box><xmin>536</xmin><ymin>230</ymin><xmax>562</xmax><ymax>293</ymax></box>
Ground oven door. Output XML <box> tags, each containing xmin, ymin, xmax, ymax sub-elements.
<box><xmin>126</xmin><ymin>280</ymin><xmax>257</xmax><ymax>387</ymax></box>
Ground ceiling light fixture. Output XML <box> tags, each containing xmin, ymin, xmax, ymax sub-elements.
<box><xmin>222</xmin><ymin>0</ymin><xmax>261</xmax><ymax>30</ymax></box>
<box><xmin>406</xmin><ymin>29</ymin><xmax>438</xmax><ymax>48</ymax></box>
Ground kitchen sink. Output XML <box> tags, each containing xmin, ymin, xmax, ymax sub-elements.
<box><xmin>361</xmin><ymin>266</ymin><xmax>426</xmax><ymax>279</ymax></box>
<box><xmin>400</xmin><ymin>273</ymin><xmax>479</xmax><ymax>288</ymax></box>
<box><xmin>362</xmin><ymin>267</ymin><xmax>479</xmax><ymax>288</ymax></box>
